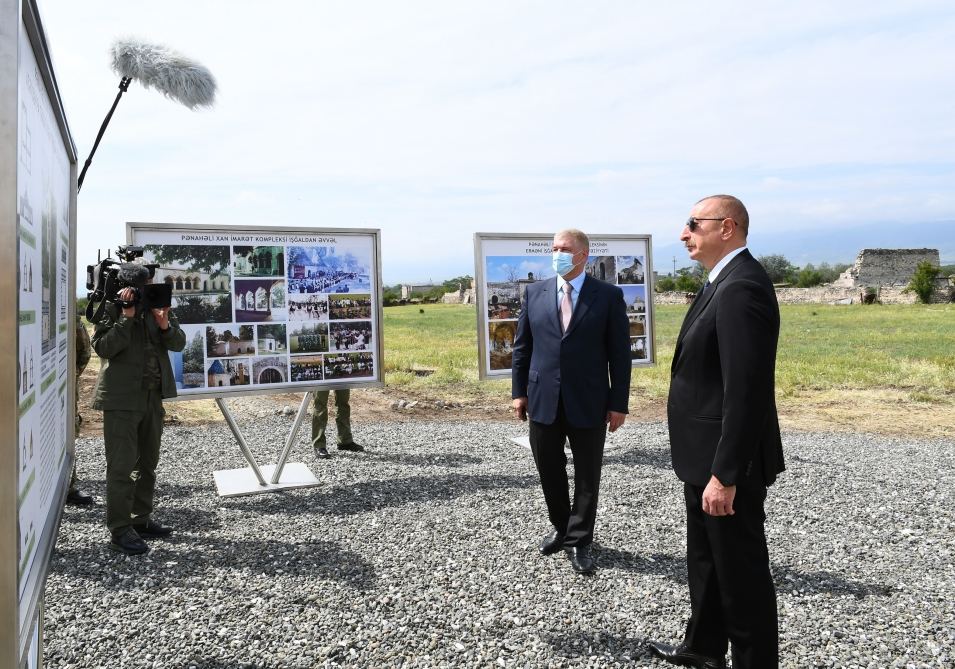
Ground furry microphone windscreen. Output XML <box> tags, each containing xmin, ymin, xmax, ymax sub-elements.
<box><xmin>116</xmin><ymin>262</ymin><xmax>152</xmax><ymax>288</ymax></box>
<box><xmin>110</xmin><ymin>39</ymin><xmax>217</xmax><ymax>109</ymax></box>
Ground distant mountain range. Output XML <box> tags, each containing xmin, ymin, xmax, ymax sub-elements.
<box><xmin>655</xmin><ymin>220</ymin><xmax>955</xmax><ymax>271</ymax></box>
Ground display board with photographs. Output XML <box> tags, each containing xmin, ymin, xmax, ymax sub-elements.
<box><xmin>474</xmin><ymin>233</ymin><xmax>655</xmax><ymax>379</ymax></box>
<box><xmin>128</xmin><ymin>224</ymin><xmax>383</xmax><ymax>398</ymax></box>
<box><xmin>6</xmin><ymin>2</ymin><xmax>78</xmax><ymax>665</ymax></box>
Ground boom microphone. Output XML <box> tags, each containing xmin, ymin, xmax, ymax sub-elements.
<box><xmin>110</xmin><ymin>39</ymin><xmax>216</xmax><ymax>109</ymax></box>
<box><xmin>116</xmin><ymin>262</ymin><xmax>151</xmax><ymax>288</ymax></box>
<box><xmin>77</xmin><ymin>38</ymin><xmax>218</xmax><ymax>192</ymax></box>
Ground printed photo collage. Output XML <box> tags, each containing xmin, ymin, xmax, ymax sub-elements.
<box><xmin>484</xmin><ymin>250</ymin><xmax>649</xmax><ymax>370</ymax></box>
<box><xmin>142</xmin><ymin>242</ymin><xmax>376</xmax><ymax>393</ymax></box>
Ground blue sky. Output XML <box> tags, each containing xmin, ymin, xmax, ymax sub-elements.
<box><xmin>485</xmin><ymin>256</ymin><xmax>554</xmax><ymax>283</ymax></box>
<box><xmin>38</xmin><ymin>1</ymin><xmax>955</xmax><ymax>284</ymax></box>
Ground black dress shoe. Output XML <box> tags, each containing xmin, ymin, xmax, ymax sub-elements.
<box><xmin>538</xmin><ymin>530</ymin><xmax>565</xmax><ymax>555</ymax></box>
<box><xmin>134</xmin><ymin>520</ymin><xmax>173</xmax><ymax>538</ymax></box>
<box><xmin>109</xmin><ymin>528</ymin><xmax>149</xmax><ymax>555</ymax></box>
<box><xmin>337</xmin><ymin>442</ymin><xmax>364</xmax><ymax>452</ymax></box>
<box><xmin>647</xmin><ymin>641</ymin><xmax>727</xmax><ymax>669</ymax></box>
<box><xmin>566</xmin><ymin>544</ymin><xmax>595</xmax><ymax>574</ymax></box>
<box><xmin>314</xmin><ymin>446</ymin><xmax>330</xmax><ymax>459</ymax></box>
<box><xmin>66</xmin><ymin>488</ymin><xmax>94</xmax><ymax>506</ymax></box>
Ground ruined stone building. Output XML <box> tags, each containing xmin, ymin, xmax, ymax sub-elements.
<box><xmin>400</xmin><ymin>283</ymin><xmax>439</xmax><ymax>300</ymax></box>
<box><xmin>833</xmin><ymin>248</ymin><xmax>939</xmax><ymax>288</ymax></box>
<box><xmin>658</xmin><ymin>247</ymin><xmax>953</xmax><ymax>305</ymax></box>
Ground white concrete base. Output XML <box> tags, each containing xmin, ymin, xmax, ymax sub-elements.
<box><xmin>510</xmin><ymin>435</ymin><xmax>535</xmax><ymax>450</ymax></box>
<box><xmin>511</xmin><ymin>435</ymin><xmax>570</xmax><ymax>453</ymax></box>
<box><xmin>212</xmin><ymin>462</ymin><xmax>321</xmax><ymax>498</ymax></box>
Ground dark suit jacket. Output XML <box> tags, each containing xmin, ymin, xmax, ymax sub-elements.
<box><xmin>667</xmin><ymin>250</ymin><xmax>785</xmax><ymax>487</ymax></box>
<box><xmin>511</xmin><ymin>275</ymin><xmax>631</xmax><ymax>428</ymax></box>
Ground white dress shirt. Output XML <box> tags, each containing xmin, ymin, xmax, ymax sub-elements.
<box><xmin>556</xmin><ymin>272</ymin><xmax>587</xmax><ymax>312</ymax></box>
<box><xmin>707</xmin><ymin>246</ymin><xmax>748</xmax><ymax>283</ymax></box>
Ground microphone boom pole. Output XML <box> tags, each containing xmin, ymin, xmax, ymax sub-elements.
<box><xmin>76</xmin><ymin>38</ymin><xmax>217</xmax><ymax>194</ymax></box>
<box><xmin>77</xmin><ymin>77</ymin><xmax>131</xmax><ymax>192</ymax></box>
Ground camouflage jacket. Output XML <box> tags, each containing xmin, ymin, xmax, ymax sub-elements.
<box><xmin>91</xmin><ymin>303</ymin><xmax>186</xmax><ymax>411</ymax></box>
<box><xmin>76</xmin><ymin>314</ymin><xmax>92</xmax><ymax>375</ymax></box>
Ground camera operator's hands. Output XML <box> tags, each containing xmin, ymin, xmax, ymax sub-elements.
<box><xmin>117</xmin><ymin>288</ymin><xmax>137</xmax><ymax>318</ymax></box>
<box><xmin>151</xmin><ymin>307</ymin><xmax>170</xmax><ymax>331</ymax></box>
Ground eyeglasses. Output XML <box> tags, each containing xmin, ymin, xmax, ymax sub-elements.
<box><xmin>684</xmin><ymin>217</ymin><xmax>726</xmax><ymax>232</ymax></box>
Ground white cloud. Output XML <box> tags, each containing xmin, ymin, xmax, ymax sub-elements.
<box><xmin>36</xmin><ymin>0</ymin><xmax>955</xmax><ymax>283</ymax></box>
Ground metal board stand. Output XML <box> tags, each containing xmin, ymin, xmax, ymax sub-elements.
<box><xmin>212</xmin><ymin>392</ymin><xmax>321</xmax><ymax>497</ymax></box>
<box><xmin>510</xmin><ymin>435</ymin><xmax>536</xmax><ymax>450</ymax></box>
<box><xmin>511</xmin><ymin>435</ymin><xmax>569</xmax><ymax>453</ymax></box>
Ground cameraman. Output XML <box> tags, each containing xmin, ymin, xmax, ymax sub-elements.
<box><xmin>91</xmin><ymin>284</ymin><xmax>185</xmax><ymax>555</ymax></box>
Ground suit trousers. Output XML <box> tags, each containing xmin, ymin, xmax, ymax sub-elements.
<box><xmin>311</xmin><ymin>389</ymin><xmax>352</xmax><ymax>449</ymax></box>
<box><xmin>102</xmin><ymin>390</ymin><xmax>164</xmax><ymax>533</ymax></box>
<box><xmin>683</xmin><ymin>482</ymin><xmax>778</xmax><ymax>668</ymax></box>
<box><xmin>528</xmin><ymin>401</ymin><xmax>606</xmax><ymax>547</ymax></box>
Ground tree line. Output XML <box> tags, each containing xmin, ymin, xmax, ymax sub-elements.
<box><xmin>656</xmin><ymin>256</ymin><xmax>952</xmax><ymax>304</ymax></box>
<box><xmin>656</xmin><ymin>255</ymin><xmax>851</xmax><ymax>292</ymax></box>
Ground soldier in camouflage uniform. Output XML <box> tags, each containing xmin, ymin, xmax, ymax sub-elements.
<box><xmin>67</xmin><ymin>314</ymin><xmax>94</xmax><ymax>505</ymax></box>
<box><xmin>92</xmin><ymin>287</ymin><xmax>186</xmax><ymax>555</ymax></box>
<box><xmin>311</xmin><ymin>389</ymin><xmax>364</xmax><ymax>458</ymax></box>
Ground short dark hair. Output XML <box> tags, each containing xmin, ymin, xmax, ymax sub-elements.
<box><xmin>697</xmin><ymin>194</ymin><xmax>749</xmax><ymax>236</ymax></box>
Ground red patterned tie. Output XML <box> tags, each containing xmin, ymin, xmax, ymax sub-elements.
<box><xmin>561</xmin><ymin>282</ymin><xmax>573</xmax><ymax>332</ymax></box>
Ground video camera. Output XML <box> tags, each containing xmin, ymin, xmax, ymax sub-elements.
<box><xmin>85</xmin><ymin>245</ymin><xmax>166</xmax><ymax>323</ymax></box>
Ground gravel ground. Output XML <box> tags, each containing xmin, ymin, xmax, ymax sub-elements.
<box><xmin>44</xmin><ymin>414</ymin><xmax>954</xmax><ymax>668</ymax></box>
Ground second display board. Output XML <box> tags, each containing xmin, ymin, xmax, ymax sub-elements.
<box><xmin>128</xmin><ymin>223</ymin><xmax>383</xmax><ymax>399</ymax></box>
<box><xmin>474</xmin><ymin>232</ymin><xmax>655</xmax><ymax>379</ymax></box>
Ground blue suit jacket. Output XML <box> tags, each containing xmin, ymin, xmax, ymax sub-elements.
<box><xmin>511</xmin><ymin>275</ymin><xmax>631</xmax><ymax>428</ymax></box>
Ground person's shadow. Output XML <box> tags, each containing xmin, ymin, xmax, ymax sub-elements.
<box><xmin>593</xmin><ymin>546</ymin><xmax>687</xmax><ymax>581</ymax></box>
<box><xmin>540</xmin><ymin>629</ymin><xmax>657</xmax><ymax>664</ymax></box>
<box><xmin>363</xmin><ymin>452</ymin><xmax>485</xmax><ymax>468</ymax></box>
<box><xmin>602</xmin><ymin>447</ymin><xmax>671</xmax><ymax>469</ymax></box>
<box><xmin>224</xmin><ymin>472</ymin><xmax>539</xmax><ymax>517</ymax></box>
<box><xmin>51</xmin><ymin>534</ymin><xmax>376</xmax><ymax>593</ymax></box>
<box><xmin>773</xmin><ymin>564</ymin><xmax>894</xmax><ymax>598</ymax></box>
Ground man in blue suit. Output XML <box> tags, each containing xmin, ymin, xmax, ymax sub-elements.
<box><xmin>511</xmin><ymin>228</ymin><xmax>631</xmax><ymax>573</ymax></box>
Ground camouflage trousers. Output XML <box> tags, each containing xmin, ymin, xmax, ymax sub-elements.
<box><xmin>102</xmin><ymin>391</ymin><xmax>164</xmax><ymax>532</ymax></box>
<box><xmin>311</xmin><ymin>389</ymin><xmax>353</xmax><ymax>449</ymax></box>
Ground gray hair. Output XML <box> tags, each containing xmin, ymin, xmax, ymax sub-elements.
<box><xmin>697</xmin><ymin>194</ymin><xmax>749</xmax><ymax>236</ymax></box>
<box><xmin>554</xmin><ymin>228</ymin><xmax>590</xmax><ymax>254</ymax></box>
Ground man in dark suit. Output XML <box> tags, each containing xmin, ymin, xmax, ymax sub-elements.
<box><xmin>511</xmin><ymin>228</ymin><xmax>631</xmax><ymax>574</ymax></box>
<box><xmin>649</xmin><ymin>195</ymin><xmax>784</xmax><ymax>668</ymax></box>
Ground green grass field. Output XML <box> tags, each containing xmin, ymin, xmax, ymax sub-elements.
<box><xmin>80</xmin><ymin>300</ymin><xmax>955</xmax><ymax>436</ymax></box>
<box><xmin>383</xmin><ymin>303</ymin><xmax>955</xmax><ymax>405</ymax></box>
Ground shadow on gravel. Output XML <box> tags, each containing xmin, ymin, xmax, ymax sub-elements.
<box><xmin>774</xmin><ymin>565</ymin><xmax>893</xmax><ymax>599</ymax></box>
<box><xmin>170</xmin><ymin>661</ymin><xmax>312</xmax><ymax>669</ymax></box>
<box><xmin>51</xmin><ymin>537</ymin><xmax>376</xmax><ymax>591</ymax></box>
<box><xmin>602</xmin><ymin>447</ymin><xmax>671</xmax><ymax>469</ymax></box>
<box><xmin>59</xmin><ymin>504</ymin><xmax>221</xmax><ymax>533</ymax></box>
<box><xmin>596</xmin><ymin>547</ymin><xmax>686</xmax><ymax>581</ymax></box>
<box><xmin>589</xmin><ymin>551</ymin><xmax>890</xmax><ymax>598</ymax></box>
<box><xmin>788</xmin><ymin>453</ymin><xmax>839</xmax><ymax>467</ymax></box>
<box><xmin>225</xmin><ymin>473</ymin><xmax>538</xmax><ymax>517</ymax></box>
<box><xmin>364</xmin><ymin>452</ymin><xmax>485</xmax><ymax>468</ymax></box>
<box><xmin>539</xmin><ymin>629</ymin><xmax>654</xmax><ymax>663</ymax></box>
<box><xmin>61</xmin><ymin>479</ymin><xmax>228</xmax><ymax>500</ymax></box>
